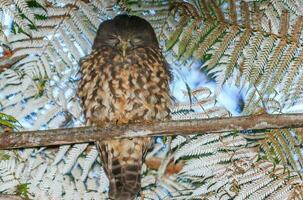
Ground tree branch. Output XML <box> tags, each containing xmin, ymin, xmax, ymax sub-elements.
<box><xmin>1</xmin><ymin>114</ymin><xmax>303</xmax><ymax>149</ymax></box>
<box><xmin>0</xmin><ymin>55</ymin><xmax>27</xmax><ymax>72</ymax></box>
<box><xmin>0</xmin><ymin>195</ymin><xmax>23</xmax><ymax>200</ymax></box>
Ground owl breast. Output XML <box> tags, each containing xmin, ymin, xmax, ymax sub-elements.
<box><xmin>78</xmin><ymin>45</ymin><xmax>171</xmax><ymax>199</ymax></box>
<box><xmin>78</xmin><ymin>46</ymin><xmax>171</xmax><ymax>126</ymax></box>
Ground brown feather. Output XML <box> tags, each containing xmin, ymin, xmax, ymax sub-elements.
<box><xmin>78</xmin><ymin>14</ymin><xmax>171</xmax><ymax>199</ymax></box>
<box><xmin>78</xmin><ymin>47</ymin><xmax>170</xmax><ymax>199</ymax></box>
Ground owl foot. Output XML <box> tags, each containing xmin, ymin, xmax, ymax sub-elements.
<box><xmin>3</xmin><ymin>127</ymin><xmax>13</xmax><ymax>133</ymax></box>
<box><xmin>141</xmin><ymin>120</ymin><xmax>156</xmax><ymax>125</ymax></box>
<box><xmin>115</xmin><ymin>118</ymin><xmax>130</xmax><ymax>125</ymax></box>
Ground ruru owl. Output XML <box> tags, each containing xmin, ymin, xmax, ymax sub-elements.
<box><xmin>78</xmin><ymin>14</ymin><xmax>171</xmax><ymax>199</ymax></box>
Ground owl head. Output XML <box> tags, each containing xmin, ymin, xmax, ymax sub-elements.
<box><xmin>92</xmin><ymin>14</ymin><xmax>159</xmax><ymax>56</ymax></box>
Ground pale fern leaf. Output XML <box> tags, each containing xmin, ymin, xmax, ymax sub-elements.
<box><xmin>13</xmin><ymin>0</ymin><xmax>35</xmax><ymax>22</ymax></box>
<box><xmin>62</xmin><ymin>143</ymin><xmax>88</xmax><ymax>174</ymax></box>
<box><xmin>174</xmin><ymin>134</ymin><xmax>220</xmax><ymax>161</ymax></box>
<box><xmin>80</xmin><ymin>146</ymin><xmax>98</xmax><ymax>181</ymax></box>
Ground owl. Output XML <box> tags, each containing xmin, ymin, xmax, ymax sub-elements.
<box><xmin>77</xmin><ymin>15</ymin><xmax>171</xmax><ymax>199</ymax></box>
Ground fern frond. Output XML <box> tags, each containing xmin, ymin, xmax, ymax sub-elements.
<box><xmin>275</xmin><ymin>132</ymin><xmax>299</xmax><ymax>172</ymax></box>
<box><xmin>11</xmin><ymin>39</ymin><xmax>45</xmax><ymax>49</ymax></box>
<box><xmin>278</xmin><ymin>10</ymin><xmax>289</xmax><ymax>37</ymax></box>
<box><xmin>58</xmin><ymin>28</ymin><xmax>81</xmax><ymax>60</ymax></box>
<box><xmin>182</xmin><ymin>22</ymin><xmax>215</xmax><ymax>60</ymax></box>
<box><xmin>40</xmin><ymin>54</ymin><xmax>53</xmax><ymax>77</ymax></box>
<box><xmin>69</xmin><ymin>10</ymin><xmax>95</xmax><ymax>43</ymax></box>
<box><xmin>63</xmin><ymin>19</ymin><xmax>91</xmax><ymax>54</ymax></box>
<box><xmin>235</xmin><ymin>175</ymin><xmax>274</xmax><ymax>200</ymax></box>
<box><xmin>267</xmin><ymin>131</ymin><xmax>288</xmax><ymax>165</ymax></box>
<box><xmin>260</xmin><ymin>39</ymin><xmax>288</xmax><ymax>88</ymax></box>
<box><xmin>173</xmin><ymin>134</ymin><xmax>220</xmax><ymax>161</ymax></box>
<box><xmin>290</xmin><ymin>71</ymin><xmax>303</xmax><ymax>105</ymax></box>
<box><xmin>75</xmin><ymin>1</ymin><xmax>100</xmax><ymax>29</ymax></box>
<box><xmin>248</xmin><ymin>35</ymin><xmax>276</xmax><ymax>85</ymax></box>
<box><xmin>43</xmin><ymin>7</ymin><xmax>69</xmax><ymax>16</ymax></box>
<box><xmin>290</xmin><ymin>16</ymin><xmax>303</xmax><ymax>43</ymax></box>
<box><xmin>62</xmin><ymin>143</ymin><xmax>88</xmax><ymax>174</ymax></box>
<box><xmin>236</xmin><ymin>166</ymin><xmax>268</xmax><ymax>185</ymax></box>
<box><xmin>186</xmin><ymin>152</ymin><xmax>232</xmax><ymax>168</ymax></box>
<box><xmin>35</xmin><ymin>17</ymin><xmax>61</xmax><ymax>27</ymax></box>
<box><xmin>265</xmin><ymin>50</ymin><xmax>297</xmax><ymax>94</ymax></box>
<box><xmin>203</xmin><ymin>25</ymin><xmax>239</xmax><ymax>71</ymax></box>
<box><xmin>171</xmin><ymin>136</ymin><xmax>187</xmax><ymax>149</ymax></box>
<box><xmin>228</xmin><ymin>0</ymin><xmax>237</xmax><ymax>24</ymax></box>
<box><xmin>14</xmin><ymin>0</ymin><xmax>36</xmax><ymax>22</ymax></box>
<box><xmin>0</xmin><ymin>0</ymin><xmax>13</xmax><ymax>7</ymax></box>
<box><xmin>165</xmin><ymin>15</ymin><xmax>190</xmax><ymax>51</ymax></box>
<box><xmin>240</xmin><ymin>1</ymin><xmax>250</xmax><ymax>28</ymax></box>
<box><xmin>80</xmin><ymin>146</ymin><xmax>98</xmax><ymax>181</ymax></box>
<box><xmin>242</xmin><ymin>32</ymin><xmax>264</xmax><ymax>78</ymax></box>
<box><xmin>199</xmin><ymin>0</ymin><xmax>212</xmax><ymax>20</ymax></box>
<box><xmin>181</xmin><ymin>163</ymin><xmax>228</xmax><ymax>177</ymax></box>
<box><xmin>50</xmin><ymin>38</ymin><xmax>74</xmax><ymax>67</ymax></box>
<box><xmin>220</xmin><ymin>29</ymin><xmax>252</xmax><ymax>86</ymax></box>
<box><xmin>267</xmin><ymin>184</ymin><xmax>292</xmax><ymax>200</ymax></box>
<box><xmin>9</xmin><ymin>9</ymin><xmax>31</xmax><ymax>33</ymax></box>
<box><xmin>193</xmin><ymin>23</ymin><xmax>227</xmax><ymax>59</ymax></box>
<box><xmin>246</xmin><ymin>178</ymin><xmax>285</xmax><ymax>200</ymax></box>
<box><xmin>209</xmin><ymin>0</ymin><xmax>225</xmax><ymax>22</ymax></box>
<box><xmin>283</xmin><ymin>129</ymin><xmax>303</xmax><ymax>168</ymax></box>
<box><xmin>177</xmin><ymin>19</ymin><xmax>200</xmax><ymax>58</ymax></box>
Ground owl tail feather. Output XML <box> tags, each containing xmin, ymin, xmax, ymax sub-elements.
<box><xmin>97</xmin><ymin>138</ymin><xmax>152</xmax><ymax>200</ymax></box>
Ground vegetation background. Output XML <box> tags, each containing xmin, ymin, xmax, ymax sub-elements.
<box><xmin>1</xmin><ymin>0</ymin><xmax>303</xmax><ymax>199</ymax></box>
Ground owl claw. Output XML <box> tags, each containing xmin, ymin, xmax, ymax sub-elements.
<box><xmin>3</xmin><ymin>127</ymin><xmax>13</xmax><ymax>133</ymax></box>
<box><xmin>115</xmin><ymin>118</ymin><xmax>130</xmax><ymax>125</ymax></box>
<box><xmin>142</xmin><ymin>120</ymin><xmax>156</xmax><ymax>125</ymax></box>
<box><xmin>115</xmin><ymin>119</ymin><xmax>155</xmax><ymax>126</ymax></box>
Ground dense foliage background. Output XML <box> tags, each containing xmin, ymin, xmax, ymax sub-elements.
<box><xmin>1</xmin><ymin>0</ymin><xmax>303</xmax><ymax>199</ymax></box>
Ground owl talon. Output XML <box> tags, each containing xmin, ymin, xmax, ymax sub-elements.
<box><xmin>142</xmin><ymin>120</ymin><xmax>155</xmax><ymax>125</ymax></box>
<box><xmin>3</xmin><ymin>127</ymin><xmax>13</xmax><ymax>133</ymax></box>
<box><xmin>115</xmin><ymin>118</ymin><xmax>130</xmax><ymax>125</ymax></box>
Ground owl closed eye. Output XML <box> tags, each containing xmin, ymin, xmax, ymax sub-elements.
<box><xmin>130</xmin><ymin>37</ymin><xmax>144</xmax><ymax>47</ymax></box>
<box><xmin>105</xmin><ymin>35</ymin><xmax>119</xmax><ymax>46</ymax></box>
<box><xmin>105</xmin><ymin>36</ymin><xmax>143</xmax><ymax>49</ymax></box>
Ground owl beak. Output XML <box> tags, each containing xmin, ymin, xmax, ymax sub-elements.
<box><xmin>119</xmin><ymin>40</ymin><xmax>131</xmax><ymax>57</ymax></box>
